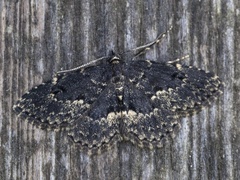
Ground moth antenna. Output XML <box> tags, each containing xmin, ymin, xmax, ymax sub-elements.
<box><xmin>131</xmin><ymin>26</ymin><xmax>173</xmax><ymax>59</ymax></box>
<box><xmin>57</xmin><ymin>56</ymin><xmax>107</xmax><ymax>74</ymax></box>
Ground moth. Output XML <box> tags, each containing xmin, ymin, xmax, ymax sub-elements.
<box><xmin>14</xmin><ymin>27</ymin><xmax>222</xmax><ymax>153</ymax></box>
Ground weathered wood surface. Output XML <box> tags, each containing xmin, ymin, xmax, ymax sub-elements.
<box><xmin>0</xmin><ymin>0</ymin><xmax>239</xmax><ymax>179</ymax></box>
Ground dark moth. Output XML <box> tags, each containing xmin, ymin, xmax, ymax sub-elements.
<box><xmin>14</xmin><ymin>35</ymin><xmax>223</xmax><ymax>153</ymax></box>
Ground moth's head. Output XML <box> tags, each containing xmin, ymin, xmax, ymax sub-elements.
<box><xmin>107</xmin><ymin>50</ymin><xmax>122</xmax><ymax>64</ymax></box>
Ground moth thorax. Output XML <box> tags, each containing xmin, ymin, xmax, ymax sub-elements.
<box><xmin>111</xmin><ymin>75</ymin><xmax>124</xmax><ymax>102</ymax></box>
<box><xmin>112</xmin><ymin>74</ymin><xmax>124</xmax><ymax>82</ymax></box>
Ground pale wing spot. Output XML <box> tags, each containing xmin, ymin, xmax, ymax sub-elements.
<box><xmin>156</xmin><ymin>90</ymin><xmax>167</xmax><ymax>96</ymax></box>
<box><xmin>176</xmin><ymin>63</ymin><xmax>182</xmax><ymax>70</ymax></box>
<box><xmin>52</xmin><ymin>77</ymin><xmax>58</xmax><ymax>85</ymax></box>
<box><xmin>151</xmin><ymin>95</ymin><xmax>157</xmax><ymax>101</ymax></box>
<box><xmin>128</xmin><ymin>110</ymin><xmax>137</xmax><ymax>116</ymax></box>
<box><xmin>118</xmin><ymin>95</ymin><xmax>123</xmax><ymax>101</ymax></box>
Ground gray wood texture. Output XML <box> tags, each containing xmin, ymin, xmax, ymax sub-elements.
<box><xmin>0</xmin><ymin>0</ymin><xmax>239</xmax><ymax>179</ymax></box>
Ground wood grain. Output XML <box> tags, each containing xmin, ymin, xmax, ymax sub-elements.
<box><xmin>0</xmin><ymin>0</ymin><xmax>239</xmax><ymax>179</ymax></box>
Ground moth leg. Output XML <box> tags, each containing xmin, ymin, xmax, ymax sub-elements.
<box><xmin>167</xmin><ymin>55</ymin><xmax>190</xmax><ymax>64</ymax></box>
